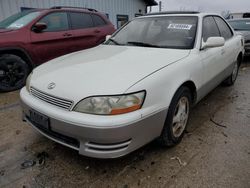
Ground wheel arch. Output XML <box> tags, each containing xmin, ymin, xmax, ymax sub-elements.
<box><xmin>174</xmin><ymin>80</ymin><xmax>197</xmax><ymax>105</ymax></box>
<box><xmin>0</xmin><ymin>47</ymin><xmax>34</xmax><ymax>71</ymax></box>
<box><xmin>238</xmin><ymin>52</ymin><xmax>243</xmax><ymax>66</ymax></box>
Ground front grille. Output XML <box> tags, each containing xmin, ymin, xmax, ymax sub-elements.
<box><xmin>86</xmin><ymin>139</ymin><xmax>132</xmax><ymax>152</ymax></box>
<box><xmin>30</xmin><ymin>87</ymin><xmax>73</xmax><ymax>110</ymax></box>
<box><xmin>245</xmin><ymin>40</ymin><xmax>250</xmax><ymax>44</ymax></box>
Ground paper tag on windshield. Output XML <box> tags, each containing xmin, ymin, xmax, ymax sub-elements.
<box><xmin>168</xmin><ymin>24</ymin><xmax>192</xmax><ymax>30</ymax></box>
<box><xmin>8</xmin><ymin>23</ymin><xmax>24</xmax><ymax>28</ymax></box>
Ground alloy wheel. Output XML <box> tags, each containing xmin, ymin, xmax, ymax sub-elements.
<box><xmin>0</xmin><ymin>61</ymin><xmax>26</xmax><ymax>89</ymax></box>
<box><xmin>172</xmin><ymin>96</ymin><xmax>190</xmax><ymax>138</ymax></box>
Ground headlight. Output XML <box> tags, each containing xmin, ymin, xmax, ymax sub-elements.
<box><xmin>74</xmin><ymin>91</ymin><xmax>146</xmax><ymax>115</ymax></box>
<box><xmin>25</xmin><ymin>72</ymin><xmax>32</xmax><ymax>92</ymax></box>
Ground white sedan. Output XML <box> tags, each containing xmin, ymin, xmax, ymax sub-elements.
<box><xmin>20</xmin><ymin>12</ymin><xmax>244</xmax><ymax>158</ymax></box>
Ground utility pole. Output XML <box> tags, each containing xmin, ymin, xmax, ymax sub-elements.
<box><xmin>159</xmin><ymin>1</ymin><xmax>162</xmax><ymax>12</ymax></box>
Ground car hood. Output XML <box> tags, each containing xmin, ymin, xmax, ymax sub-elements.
<box><xmin>0</xmin><ymin>28</ymin><xmax>13</xmax><ymax>33</ymax></box>
<box><xmin>31</xmin><ymin>45</ymin><xmax>190</xmax><ymax>102</ymax></box>
<box><xmin>236</xmin><ymin>30</ymin><xmax>250</xmax><ymax>40</ymax></box>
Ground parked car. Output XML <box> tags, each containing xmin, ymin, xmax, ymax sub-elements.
<box><xmin>20</xmin><ymin>12</ymin><xmax>244</xmax><ymax>159</ymax></box>
<box><xmin>228</xmin><ymin>18</ymin><xmax>250</xmax><ymax>56</ymax></box>
<box><xmin>0</xmin><ymin>6</ymin><xmax>115</xmax><ymax>92</ymax></box>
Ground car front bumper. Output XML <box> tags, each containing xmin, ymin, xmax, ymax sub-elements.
<box><xmin>20</xmin><ymin>88</ymin><xmax>167</xmax><ymax>159</ymax></box>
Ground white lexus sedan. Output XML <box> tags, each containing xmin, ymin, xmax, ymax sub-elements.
<box><xmin>20</xmin><ymin>12</ymin><xmax>244</xmax><ymax>158</ymax></box>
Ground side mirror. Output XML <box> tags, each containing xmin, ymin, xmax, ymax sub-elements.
<box><xmin>32</xmin><ymin>22</ymin><xmax>47</xmax><ymax>33</ymax></box>
<box><xmin>105</xmin><ymin>35</ymin><xmax>111</xmax><ymax>41</ymax></box>
<box><xmin>201</xmin><ymin>37</ymin><xmax>225</xmax><ymax>50</ymax></box>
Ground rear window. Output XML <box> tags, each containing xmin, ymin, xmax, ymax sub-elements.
<box><xmin>92</xmin><ymin>14</ymin><xmax>107</xmax><ymax>27</ymax></box>
<box><xmin>70</xmin><ymin>12</ymin><xmax>94</xmax><ymax>29</ymax></box>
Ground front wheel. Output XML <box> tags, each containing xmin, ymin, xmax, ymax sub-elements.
<box><xmin>0</xmin><ymin>54</ymin><xmax>29</xmax><ymax>92</ymax></box>
<box><xmin>158</xmin><ymin>87</ymin><xmax>191</xmax><ymax>147</ymax></box>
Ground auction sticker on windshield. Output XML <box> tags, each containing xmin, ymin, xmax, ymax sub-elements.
<box><xmin>168</xmin><ymin>24</ymin><xmax>192</xmax><ymax>30</ymax></box>
<box><xmin>8</xmin><ymin>23</ymin><xmax>24</xmax><ymax>28</ymax></box>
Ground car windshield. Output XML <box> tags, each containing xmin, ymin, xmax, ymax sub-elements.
<box><xmin>228</xmin><ymin>20</ymin><xmax>250</xmax><ymax>31</ymax></box>
<box><xmin>0</xmin><ymin>10</ymin><xmax>41</xmax><ymax>30</ymax></box>
<box><xmin>105</xmin><ymin>16</ymin><xmax>198</xmax><ymax>49</ymax></box>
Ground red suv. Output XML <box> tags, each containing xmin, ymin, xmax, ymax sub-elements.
<box><xmin>0</xmin><ymin>6</ymin><xmax>115</xmax><ymax>92</ymax></box>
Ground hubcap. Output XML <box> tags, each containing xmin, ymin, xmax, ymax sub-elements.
<box><xmin>172</xmin><ymin>96</ymin><xmax>189</xmax><ymax>138</ymax></box>
<box><xmin>232</xmin><ymin>62</ymin><xmax>238</xmax><ymax>82</ymax></box>
<box><xmin>0</xmin><ymin>61</ymin><xmax>25</xmax><ymax>89</ymax></box>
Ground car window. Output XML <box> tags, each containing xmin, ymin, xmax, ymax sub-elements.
<box><xmin>202</xmin><ymin>16</ymin><xmax>220</xmax><ymax>42</ymax></box>
<box><xmin>105</xmin><ymin>16</ymin><xmax>198</xmax><ymax>49</ymax></box>
<box><xmin>70</xmin><ymin>12</ymin><xmax>94</xmax><ymax>29</ymax></box>
<box><xmin>228</xmin><ymin>20</ymin><xmax>250</xmax><ymax>31</ymax></box>
<box><xmin>39</xmin><ymin>12</ymin><xmax>69</xmax><ymax>32</ymax></box>
<box><xmin>214</xmin><ymin>17</ymin><xmax>233</xmax><ymax>40</ymax></box>
<box><xmin>0</xmin><ymin>11</ymin><xmax>41</xmax><ymax>30</ymax></box>
<box><xmin>92</xmin><ymin>14</ymin><xmax>107</xmax><ymax>27</ymax></box>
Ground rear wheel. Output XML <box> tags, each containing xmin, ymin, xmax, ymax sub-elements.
<box><xmin>223</xmin><ymin>57</ymin><xmax>240</xmax><ymax>86</ymax></box>
<box><xmin>0</xmin><ymin>54</ymin><xmax>29</xmax><ymax>92</ymax></box>
<box><xmin>158</xmin><ymin>87</ymin><xmax>191</xmax><ymax>147</ymax></box>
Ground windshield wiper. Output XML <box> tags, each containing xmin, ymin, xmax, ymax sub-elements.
<box><xmin>127</xmin><ymin>41</ymin><xmax>161</xmax><ymax>48</ymax></box>
<box><xmin>108</xmin><ymin>38</ymin><xmax>121</xmax><ymax>45</ymax></box>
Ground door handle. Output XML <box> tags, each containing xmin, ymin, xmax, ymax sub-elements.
<box><xmin>63</xmin><ymin>33</ymin><xmax>72</xmax><ymax>37</ymax></box>
<box><xmin>221</xmin><ymin>49</ymin><xmax>226</xmax><ymax>55</ymax></box>
<box><xmin>94</xmin><ymin>30</ymin><xmax>101</xmax><ymax>33</ymax></box>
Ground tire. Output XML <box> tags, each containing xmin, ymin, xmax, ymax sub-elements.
<box><xmin>0</xmin><ymin>54</ymin><xmax>29</xmax><ymax>92</ymax></box>
<box><xmin>223</xmin><ymin>57</ymin><xmax>240</xmax><ymax>86</ymax></box>
<box><xmin>158</xmin><ymin>87</ymin><xmax>192</xmax><ymax>147</ymax></box>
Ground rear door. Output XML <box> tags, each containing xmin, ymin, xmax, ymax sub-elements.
<box><xmin>69</xmin><ymin>12</ymin><xmax>98</xmax><ymax>52</ymax></box>
<box><xmin>30</xmin><ymin>12</ymin><xmax>75</xmax><ymax>64</ymax></box>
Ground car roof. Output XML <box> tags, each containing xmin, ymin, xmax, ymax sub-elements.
<box><xmin>146</xmin><ymin>11</ymin><xmax>200</xmax><ymax>16</ymax></box>
<box><xmin>141</xmin><ymin>12</ymin><xmax>221</xmax><ymax>18</ymax></box>
<box><xmin>32</xmin><ymin>6</ymin><xmax>102</xmax><ymax>15</ymax></box>
<box><xmin>50</xmin><ymin>6</ymin><xmax>98</xmax><ymax>13</ymax></box>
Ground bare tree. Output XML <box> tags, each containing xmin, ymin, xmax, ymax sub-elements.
<box><xmin>221</xmin><ymin>10</ymin><xmax>231</xmax><ymax>19</ymax></box>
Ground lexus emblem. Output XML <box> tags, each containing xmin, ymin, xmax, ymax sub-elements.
<box><xmin>48</xmin><ymin>82</ymin><xmax>56</xmax><ymax>90</ymax></box>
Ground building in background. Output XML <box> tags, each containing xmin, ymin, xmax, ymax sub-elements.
<box><xmin>0</xmin><ymin>0</ymin><xmax>157</xmax><ymax>28</ymax></box>
<box><xmin>229</xmin><ymin>12</ymin><xmax>250</xmax><ymax>19</ymax></box>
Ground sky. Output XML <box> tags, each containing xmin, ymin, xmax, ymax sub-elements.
<box><xmin>151</xmin><ymin>0</ymin><xmax>250</xmax><ymax>13</ymax></box>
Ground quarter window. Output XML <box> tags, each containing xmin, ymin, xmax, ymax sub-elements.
<box><xmin>202</xmin><ymin>16</ymin><xmax>220</xmax><ymax>42</ymax></box>
<box><xmin>92</xmin><ymin>14</ymin><xmax>106</xmax><ymax>27</ymax></box>
<box><xmin>70</xmin><ymin>12</ymin><xmax>94</xmax><ymax>29</ymax></box>
<box><xmin>214</xmin><ymin>16</ymin><xmax>233</xmax><ymax>40</ymax></box>
<box><xmin>39</xmin><ymin>12</ymin><xmax>69</xmax><ymax>32</ymax></box>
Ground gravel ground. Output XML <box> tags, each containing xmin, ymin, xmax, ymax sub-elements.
<box><xmin>0</xmin><ymin>61</ymin><xmax>249</xmax><ymax>188</ymax></box>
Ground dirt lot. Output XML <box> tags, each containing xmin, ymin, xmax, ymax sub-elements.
<box><xmin>0</xmin><ymin>61</ymin><xmax>250</xmax><ymax>188</ymax></box>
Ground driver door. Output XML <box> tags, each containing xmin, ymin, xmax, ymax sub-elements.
<box><xmin>30</xmin><ymin>12</ymin><xmax>75</xmax><ymax>64</ymax></box>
